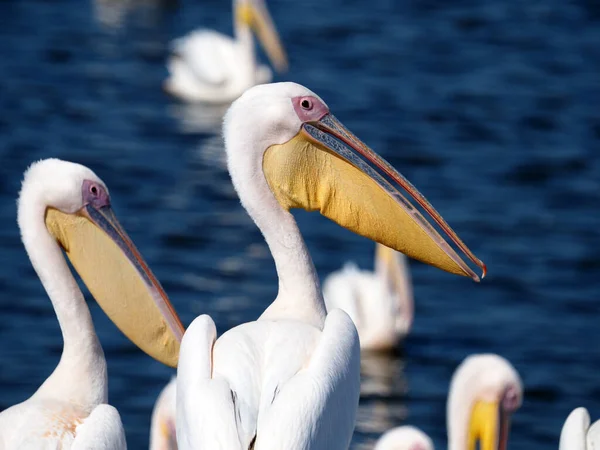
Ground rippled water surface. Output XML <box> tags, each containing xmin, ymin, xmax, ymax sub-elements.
<box><xmin>0</xmin><ymin>0</ymin><xmax>599</xmax><ymax>447</ymax></box>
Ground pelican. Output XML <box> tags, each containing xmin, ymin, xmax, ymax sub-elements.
<box><xmin>164</xmin><ymin>0</ymin><xmax>288</xmax><ymax>103</ymax></box>
<box><xmin>323</xmin><ymin>243</ymin><xmax>413</xmax><ymax>351</ymax></box>
<box><xmin>374</xmin><ymin>354</ymin><xmax>522</xmax><ymax>450</ymax></box>
<box><xmin>559</xmin><ymin>408</ymin><xmax>600</xmax><ymax>449</ymax></box>
<box><xmin>176</xmin><ymin>82</ymin><xmax>486</xmax><ymax>449</ymax></box>
<box><xmin>0</xmin><ymin>159</ymin><xmax>184</xmax><ymax>449</ymax></box>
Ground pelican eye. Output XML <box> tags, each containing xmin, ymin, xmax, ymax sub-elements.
<box><xmin>301</xmin><ymin>99</ymin><xmax>312</xmax><ymax>110</ymax></box>
<box><xmin>90</xmin><ymin>185</ymin><xmax>99</xmax><ymax>196</ymax></box>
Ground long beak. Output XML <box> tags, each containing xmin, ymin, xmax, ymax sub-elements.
<box><xmin>238</xmin><ymin>3</ymin><xmax>288</xmax><ymax>73</ymax></box>
<box><xmin>45</xmin><ymin>206</ymin><xmax>184</xmax><ymax>367</ymax></box>
<box><xmin>468</xmin><ymin>400</ymin><xmax>508</xmax><ymax>450</ymax></box>
<box><xmin>262</xmin><ymin>114</ymin><xmax>485</xmax><ymax>281</ymax></box>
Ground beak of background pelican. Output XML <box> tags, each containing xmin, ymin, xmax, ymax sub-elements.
<box><xmin>45</xmin><ymin>205</ymin><xmax>184</xmax><ymax>368</ymax></box>
<box><xmin>263</xmin><ymin>113</ymin><xmax>486</xmax><ymax>280</ymax></box>
<box><xmin>237</xmin><ymin>1</ymin><xmax>288</xmax><ymax>72</ymax></box>
<box><xmin>468</xmin><ymin>400</ymin><xmax>510</xmax><ymax>450</ymax></box>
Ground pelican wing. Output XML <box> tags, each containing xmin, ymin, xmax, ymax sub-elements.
<box><xmin>587</xmin><ymin>418</ymin><xmax>600</xmax><ymax>449</ymax></box>
<box><xmin>176</xmin><ymin>315</ymin><xmax>248</xmax><ymax>450</ymax></box>
<box><xmin>72</xmin><ymin>405</ymin><xmax>126</xmax><ymax>450</ymax></box>
<box><xmin>253</xmin><ymin>309</ymin><xmax>360</xmax><ymax>450</ymax></box>
<box><xmin>560</xmin><ymin>408</ymin><xmax>590</xmax><ymax>450</ymax></box>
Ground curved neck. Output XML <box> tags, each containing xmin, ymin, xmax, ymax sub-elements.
<box><xmin>233</xmin><ymin>5</ymin><xmax>257</xmax><ymax>81</ymax></box>
<box><xmin>447</xmin><ymin>367</ymin><xmax>473</xmax><ymax>450</ymax></box>
<box><xmin>227</xmin><ymin>139</ymin><xmax>327</xmax><ymax>329</ymax></box>
<box><xmin>18</xmin><ymin>194</ymin><xmax>107</xmax><ymax>408</ymax></box>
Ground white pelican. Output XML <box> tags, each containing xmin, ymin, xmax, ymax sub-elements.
<box><xmin>0</xmin><ymin>159</ymin><xmax>184</xmax><ymax>449</ymax></box>
<box><xmin>374</xmin><ymin>354</ymin><xmax>522</xmax><ymax>450</ymax></box>
<box><xmin>323</xmin><ymin>243</ymin><xmax>413</xmax><ymax>351</ymax></box>
<box><xmin>176</xmin><ymin>82</ymin><xmax>486</xmax><ymax>449</ymax></box>
<box><xmin>164</xmin><ymin>0</ymin><xmax>288</xmax><ymax>103</ymax></box>
<box><xmin>559</xmin><ymin>408</ymin><xmax>600</xmax><ymax>450</ymax></box>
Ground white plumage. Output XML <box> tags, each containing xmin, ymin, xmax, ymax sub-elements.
<box><xmin>149</xmin><ymin>377</ymin><xmax>178</xmax><ymax>450</ymax></box>
<box><xmin>375</xmin><ymin>426</ymin><xmax>434</xmax><ymax>450</ymax></box>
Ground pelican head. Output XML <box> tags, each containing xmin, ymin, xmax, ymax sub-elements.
<box><xmin>18</xmin><ymin>159</ymin><xmax>184</xmax><ymax>367</ymax></box>
<box><xmin>448</xmin><ymin>354</ymin><xmax>522</xmax><ymax>450</ymax></box>
<box><xmin>224</xmin><ymin>82</ymin><xmax>485</xmax><ymax>280</ymax></box>
<box><xmin>374</xmin><ymin>426</ymin><xmax>434</xmax><ymax>450</ymax></box>
<box><xmin>235</xmin><ymin>0</ymin><xmax>288</xmax><ymax>72</ymax></box>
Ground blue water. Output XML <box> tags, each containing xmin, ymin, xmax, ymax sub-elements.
<box><xmin>0</xmin><ymin>0</ymin><xmax>599</xmax><ymax>448</ymax></box>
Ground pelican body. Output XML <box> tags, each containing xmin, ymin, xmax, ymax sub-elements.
<box><xmin>0</xmin><ymin>159</ymin><xmax>184</xmax><ymax>449</ymax></box>
<box><xmin>175</xmin><ymin>82</ymin><xmax>486</xmax><ymax>449</ymax></box>
<box><xmin>164</xmin><ymin>0</ymin><xmax>288</xmax><ymax>103</ymax></box>
<box><xmin>323</xmin><ymin>243</ymin><xmax>413</xmax><ymax>351</ymax></box>
<box><xmin>375</xmin><ymin>354</ymin><xmax>523</xmax><ymax>450</ymax></box>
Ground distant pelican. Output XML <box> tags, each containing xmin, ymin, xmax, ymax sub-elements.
<box><xmin>175</xmin><ymin>82</ymin><xmax>485</xmax><ymax>449</ymax></box>
<box><xmin>323</xmin><ymin>243</ymin><xmax>413</xmax><ymax>351</ymax></box>
<box><xmin>164</xmin><ymin>0</ymin><xmax>288</xmax><ymax>103</ymax></box>
<box><xmin>559</xmin><ymin>408</ymin><xmax>600</xmax><ymax>449</ymax></box>
<box><xmin>375</xmin><ymin>354</ymin><xmax>522</xmax><ymax>450</ymax></box>
<box><xmin>0</xmin><ymin>159</ymin><xmax>184</xmax><ymax>449</ymax></box>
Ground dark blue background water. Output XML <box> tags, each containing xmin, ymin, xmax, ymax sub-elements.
<box><xmin>0</xmin><ymin>0</ymin><xmax>598</xmax><ymax>447</ymax></box>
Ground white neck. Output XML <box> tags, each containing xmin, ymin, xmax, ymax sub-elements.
<box><xmin>227</xmin><ymin>137</ymin><xmax>327</xmax><ymax>329</ymax></box>
<box><xmin>233</xmin><ymin>4</ymin><xmax>257</xmax><ymax>83</ymax></box>
<box><xmin>446</xmin><ymin>366</ymin><xmax>474</xmax><ymax>450</ymax></box>
<box><xmin>18</xmin><ymin>194</ymin><xmax>107</xmax><ymax>409</ymax></box>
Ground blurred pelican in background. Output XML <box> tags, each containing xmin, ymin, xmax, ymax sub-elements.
<box><xmin>175</xmin><ymin>82</ymin><xmax>485</xmax><ymax>449</ymax></box>
<box><xmin>374</xmin><ymin>354</ymin><xmax>522</xmax><ymax>450</ymax></box>
<box><xmin>323</xmin><ymin>243</ymin><xmax>413</xmax><ymax>351</ymax></box>
<box><xmin>559</xmin><ymin>408</ymin><xmax>600</xmax><ymax>449</ymax></box>
<box><xmin>0</xmin><ymin>159</ymin><xmax>184</xmax><ymax>449</ymax></box>
<box><xmin>164</xmin><ymin>0</ymin><xmax>288</xmax><ymax>103</ymax></box>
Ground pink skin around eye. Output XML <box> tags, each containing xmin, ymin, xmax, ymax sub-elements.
<box><xmin>502</xmin><ymin>384</ymin><xmax>521</xmax><ymax>413</ymax></box>
<box><xmin>82</xmin><ymin>179</ymin><xmax>110</xmax><ymax>209</ymax></box>
<box><xmin>292</xmin><ymin>96</ymin><xmax>329</xmax><ymax>122</ymax></box>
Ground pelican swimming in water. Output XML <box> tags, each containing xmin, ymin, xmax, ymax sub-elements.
<box><xmin>323</xmin><ymin>243</ymin><xmax>413</xmax><ymax>351</ymax></box>
<box><xmin>0</xmin><ymin>159</ymin><xmax>184</xmax><ymax>449</ymax></box>
<box><xmin>374</xmin><ymin>354</ymin><xmax>522</xmax><ymax>450</ymax></box>
<box><xmin>174</xmin><ymin>82</ymin><xmax>486</xmax><ymax>449</ymax></box>
<box><xmin>164</xmin><ymin>0</ymin><xmax>288</xmax><ymax>103</ymax></box>
<box><xmin>559</xmin><ymin>408</ymin><xmax>600</xmax><ymax>449</ymax></box>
